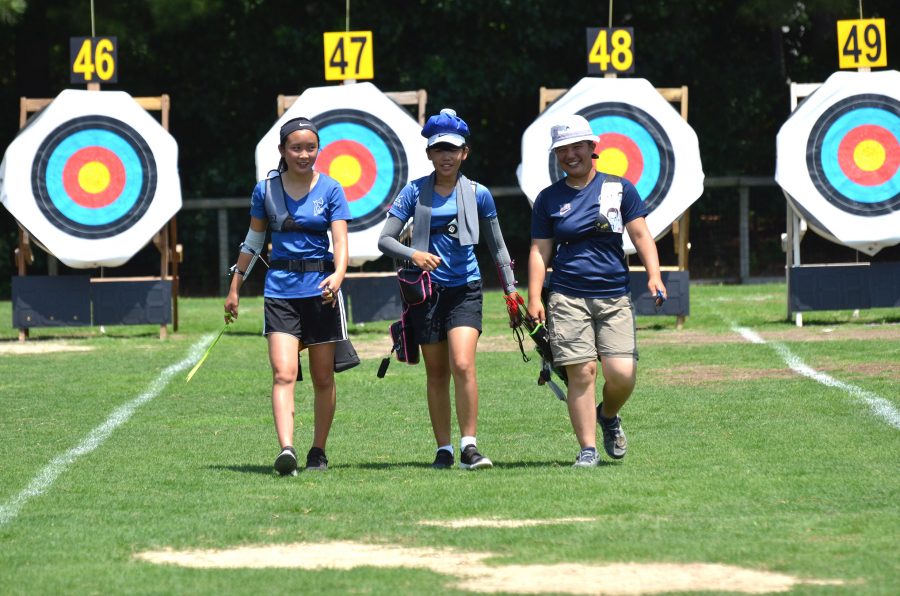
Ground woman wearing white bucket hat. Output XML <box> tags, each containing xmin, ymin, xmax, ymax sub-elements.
<box><xmin>527</xmin><ymin>113</ymin><xmax>666</xmax><ymax>468</ymax></box>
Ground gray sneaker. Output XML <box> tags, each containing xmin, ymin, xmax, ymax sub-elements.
<box><xmin>573</xmin><ymin>447</ymin><xmax>599</xmax><ymax>467</ymax></box>
<box><xmin>274</xmin><ymin>446</ymin><xmax>298</xmax><ymax>476</ymax></box>
<box><xmin>597</xmin><ymin>404</ymin><xmax>627</xmax><ymax>459</ymax></box>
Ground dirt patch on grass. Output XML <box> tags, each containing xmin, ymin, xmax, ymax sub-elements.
<box><xmin>135</xmin><ymin>541</ymin><xmax>843</xmax><ymax>594</ymax></box>
<box><xmin>0</xmin><ymin>342</ymin><xmax>93</xmax><ymax>355</ymax></box>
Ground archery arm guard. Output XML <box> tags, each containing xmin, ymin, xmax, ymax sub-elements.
<box><xmin>231</xmin><ymin>227</ymin><xmax>266</xmax><ymax>278</ymax></box>
<box><xmin>482</xmin><ymin>217</ymin><xmax>516</xmax><ymax>294</ymax></box>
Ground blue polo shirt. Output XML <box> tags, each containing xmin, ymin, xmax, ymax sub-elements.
<box><xmin>389</xmin><ymin>175</ymin><xmax>497</xmax><ymax>288</ymax></box>
<box><xmin>249</xmin><ymin>173</ymin><xmax>351</xmax><ymax>299</ymax></box>
<box><xmin>531</xmin><ymin>173</ymin><xmax>647</xmax><ymax>298</ymax></box>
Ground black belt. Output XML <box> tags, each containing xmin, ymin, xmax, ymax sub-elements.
<box><xmin>270</xmin><ymin>259</ymin><xmax>335</xmax><ymax>273</ymax></box>
<box><xmin>430</xmin><ymin>222</ymin><xmax>459</xmax><ymax>235</ymax></box>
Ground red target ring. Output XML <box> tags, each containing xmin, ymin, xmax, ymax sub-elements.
<box><xmin>837</xmin><ymin>124</ymin><xmax>900</xmax><ymax>186</ymax></box>
<box><xmin>316</xmin><ymin>139</ymin><xmax>377</xmax><ymax>201</ymax></box>
<box><xmin>595</xmin><ymin>132</ymin><xmax>644</xmax><ymax>183</ymax></box>
<box><xmin>61</xmin><ymin>146</ymin><xmax>126</xmax><ymax>208</ymax></box>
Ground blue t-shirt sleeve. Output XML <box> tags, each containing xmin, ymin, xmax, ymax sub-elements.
<box><xmin>530</xmin><ymin>193</ymin><xmax>554</xmax><ymax>239</ymax></box>
<box><xmin>388</xmin><ymin>182</ymin><xmax>418</xmax><ymax>222</ymax></box>
<box><xmin>327</xmin><ymin>181</ymin><xmax>352</xmax><ymax>222</ymax></box>
<box><xmin>249</xmin><ymin>180</ymin><xmax>267</xmax><ymax>220</ymax></box>
<box><xmin>621</xmin><ymin>179</ymin><xmax>648</xmax><ymax>224</ymax></box>
<box><xmin>476</xmin><ymin>183</ymin><xmax>497</xmax><ymax>220</ymax></box>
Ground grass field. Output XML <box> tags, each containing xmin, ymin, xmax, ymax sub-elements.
<box><xmin>1</xmin><ymin>283</ymin><xmax>898</xmax><ymax>595</ymax></box>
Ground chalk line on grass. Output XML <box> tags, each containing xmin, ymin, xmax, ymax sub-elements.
<box><xmin>734</xmin><ymin>326</ymin><xmax>900</xmax><ymax>430</ymax></box>
<box><xmin>0</xmin><ymin>335</ymin><xmax>214</xmax><ymax>527</ymax></box>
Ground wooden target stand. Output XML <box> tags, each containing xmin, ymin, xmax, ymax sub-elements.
<box><xmin>15</xmin><ymin>84</ymin><xmax>181</xmax><ymax>340</ymax></box>
<box><xmin>783</xmin><ymin>80</ymin><xmax>900</xmax><ymax>326</ymax></box>
<box><xmin>539</xmin><ymin>82</ymin><xmax>691</xmax><ymax>329</ymax></box>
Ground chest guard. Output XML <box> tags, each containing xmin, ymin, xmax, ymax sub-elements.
<box><xmin>264</xmin><ymin>170</ymin><xmax>324</xmax><ymax>234</ymax></box>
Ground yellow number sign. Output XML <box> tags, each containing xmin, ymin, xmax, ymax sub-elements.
<box><xmin>70</xmin><ymin>37</ymin><xmax>118</xmax><ymax>84</ymax></box>
<box><xmin>323</xmin><ymin>31</ymin><xmax>374</xmax><ymax>81</ymax></box>
<box><xmin>586</xmin><ymin>27</ymin><xmax>634</xmax><ymax>75</ymax></box>
<box><xmin>837</xmin><ymin>19</ymin><xmax>888</xmax><ymax>69</ymax></box>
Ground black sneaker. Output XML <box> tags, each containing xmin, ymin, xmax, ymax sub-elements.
<box><xmin>432</xmin><ymin>448</ymin><xmax>454</xmax><ymax>469</ymax></box>
<box><xmin>274</xmin><ymin>446</ymin><xmax>298</xmax><ymax>476</ymax></box>
<box><xmin>459</xmin><ymin>444</ymin><xmax>493</xmax><ymax>470</ymax></box>
<box><xmin>597</xmin><ymin>403</ymin><xmax>627</xmax><ymax>459</ymax></box>
<box><xmin>305</xmin><ymin>447</ymin><xmax>328</xmax><ymax>471</ymax></box>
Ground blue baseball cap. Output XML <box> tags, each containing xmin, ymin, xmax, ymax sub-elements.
<box><xmin>422</xmin><ymin>108</ymin><xmax>469</xmax><ymax>147</ymax></box>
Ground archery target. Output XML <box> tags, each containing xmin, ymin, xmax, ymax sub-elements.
<box><xmin>256</xmin><ymin>82</ymin><xmax>432</xmax><ymax>266</ymax></box>
<box><xmin>314</xmin><ymin>108</ymin><xmax>408</xmax><ymax>233</ymax></box>
<box><xmin>807</xmin><ymin>95</ymin><xmax>900</xmax><ymax>216</ymax></box>
<box><xmin>776</xmin><ymin>70</ymin><xmax>900</xmax><ymax>255</ymax></box>
<box><xmin>0</xmin><ymin>89</ymin><xmax>182</xmax><ymax>269</ymax></box>
<box><xmin>32</xmin><ymin>115</ymin><xmax>157</xmax><ymax>238</ymax></box>
<box><xmin>546</xmin><ymin>102</ymin><xmax>675</xmax><ymax>213</ymax></box>
<box><xmin>517</xmin><ymin>77</ymin><xmax>704</xmax><ymax>254</ymax></box>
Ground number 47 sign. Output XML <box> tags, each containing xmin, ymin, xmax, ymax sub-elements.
<box><xmin>323</xmin><ymin>31</ymin><xmax>374</xmax><ymax>81</ymax></box>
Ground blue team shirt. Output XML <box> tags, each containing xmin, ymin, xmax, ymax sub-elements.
<box><xmin>249</xmin><ymin>174</ymin><xmax>351</xmax><ymax>299</ymax></box>
<box><xmin>531</xmin><ymin>173</ymin><xmax>647</xmax><ymax>298</ymax></box>
<box><xmin>389</xmin><ymin>175</ymin><xmax>497</xmax><ymax>288</ymax></box>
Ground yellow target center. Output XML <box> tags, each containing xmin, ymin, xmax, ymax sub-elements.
<box><xmin>596</xmin><ymin>148</ymin><xmax>628</xmax><ymax>177</ymax></box>
<box><xmin>78</xmin><ymin>161</ymin><xmax>111</xmax><ymax>194</ymax></box>
<box><xmin>330</xmin><ymin>155</ymin><xmax>362</xmax><ymax>187</ymax></box>
<box><xmin>853</xmin><ymin>140</ymin><xmax>886</xmax><ymax>172</ymax></box>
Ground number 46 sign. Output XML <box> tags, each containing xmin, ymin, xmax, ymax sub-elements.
<box><xmin>70</xmin><ymin>37</ymin><xmax>117</xmax><ymax>84</ymax></box>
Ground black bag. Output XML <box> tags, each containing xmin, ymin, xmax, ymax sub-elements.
<box><xmin>377</xmin><ymin>307</ymin><xmax>419</xmax><ymax>377</ymax></box>
<box><xmin>397</xmin><ymin>267</ymin><xmax>432</xmax><ymax>306</ymax></box>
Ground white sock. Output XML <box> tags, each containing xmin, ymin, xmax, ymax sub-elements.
<box><xmin>461</xmin><ymin>436</ymin><xmax>476</xmax><ymax>451</ymax></box>
<box><xmin>437</xmin><ymin>444</ymin><xmax>454</xmax><ymax>456</ymax></box>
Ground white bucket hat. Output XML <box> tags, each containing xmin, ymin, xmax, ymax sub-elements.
<box><xmin>549</xmin><ymin>114</ymin><xmax>598</xmax><ymax>151</ymax></box>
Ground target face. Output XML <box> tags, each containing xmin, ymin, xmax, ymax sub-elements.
<box><xmin>806</xmin><ymin>94</ymin><xmax>900</xmax><ymax>216</ymax></box>
<box><xmin>255</xmin><ymin>82</ymin><xmax>433</xmax><ymax>266</ymax></box>
<box><xmin>775</xmin><ymin>70</ymin><xmax>900</xmax><ymax>255</ymax></box>
<box><xmin>546</xmin><ymin>102</ymin><xmax>675</xmax><ymax>212</ymax></box>
<box><xmin>32</xmin><ymin>115</ymin><xmax>157</xmax><ymax>238</ymax></box>
<box><xmin>517</xmin><ymin>77</ymin><xmax>704</xmax><ymax>254</ymax></box>
<box><xmin>314</xmin><ymin>109</ymin><xmax>408</xmax><ymax>233</ymax></box>
<box><xmin>0</xmin><ymin>89</ymin><xmax>182</xmax><ymax>269</ymax></box>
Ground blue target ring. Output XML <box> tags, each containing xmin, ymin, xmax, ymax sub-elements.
<box><xmin>31</xmin><ymin>115</ymin><xmax>156</xmax><ymax>238</ymax></box>
<box><xmin>548</xmin><ymin>102</ymin><xmax>674</xmax><ymax>212</ymax></box>
<box><xmin>313</xmin><ymin>109</ymin><xmax>406</xmax><ymax>233</ymax></box>
<box><xmin>807</xmin><ymin>94</ymin><xmax>900</xmax><ymax>216</ymax></box>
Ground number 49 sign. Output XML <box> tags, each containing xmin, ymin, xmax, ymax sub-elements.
<box><xmin>70</xmin><ymin>37</ymin><xmax>118</xmax><ymax>84</ymax></box>
<box><xmin>323</xmin><ymin>31</ymin><xmax>374</xmax><ymax>81</ymax></box>
<box><xmin>837</xmin><ymin>19</ymin><xmax>888</xmax><ymax>69</ymax></box>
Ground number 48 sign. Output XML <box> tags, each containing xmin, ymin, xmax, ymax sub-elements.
<box><xmin>586</xmin><ymin>28</ymin><xmax>635</xmax><ymax>75</ymax></box>
<box><xmin>70</xmin><ymin>37</ymin><xmax>117</xmax><ymax>84</ymax></box>
<box><xmin>323</xmin><ymin>31</ymin><xmax>374</xmax><ymax>81</ymax></box>
<box><xmin>837</xmin><ymin>19</ymin><xmax>888</xmax><ymax>69</ymax></box>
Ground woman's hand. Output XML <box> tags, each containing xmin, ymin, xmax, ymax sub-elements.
<box><xmin>319</xmin><ymin>273</ymin><xmax>344</xmax><ymax>308</ymax></box>
<box><xmin>411</xmin><ymin>250</ymin><xmax>441</xmax><ymax>272</ymax></box>
<box><xmin>527</xmin><ymin>295</ymin><xmax>545</xmax><ymax>325</ymax></box>
<box><xmin>224</xmin><ymin>292</ymin><xmax>239</xmax><ymax>323</ymax></box>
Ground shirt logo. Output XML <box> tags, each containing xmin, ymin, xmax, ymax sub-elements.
<box><xmin>313</xmin><ymin>198</ymin><xmax>326</xmax><ymax>216</ymax></box>
<box><xmin>559</xmin><ymin>203</ymin><xmax>571</xmax><ymax>216</ymax></box>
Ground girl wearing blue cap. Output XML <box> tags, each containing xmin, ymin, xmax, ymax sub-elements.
<box><xmin>225</xmin><ymin>117</ymin><xmax>352</xmax><ymax>476</ymax></box>
<box><xmin>378</xmin><ymin>108</ymin><xmax>520</xmax><ymax>470</ymax></box>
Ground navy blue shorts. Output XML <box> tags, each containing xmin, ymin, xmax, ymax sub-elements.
<box><xmin>263</xmin><ymin>293</ymin><xmax>348</xmax><ymax>345</ymax></box>
<box><xmin>407</xmin><ymin>280</ymin><xmax>482</xmax><ymax>345</ymax></box>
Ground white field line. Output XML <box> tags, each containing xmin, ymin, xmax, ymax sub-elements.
<box><xmin>0</xmin><ymin>335</ymin><xmax>214</xmax><ymax>527</ymax></box>
<box><xmin>734</xmin><ymin>326</ymin><xmax>900</xmax><ymax>429</ymax></box>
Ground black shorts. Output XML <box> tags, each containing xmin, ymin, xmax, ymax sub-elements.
<box><xmin>263</xmin><ymin>294</ymin><xmax>348</xmax><ymax>345</ymax></box>
<box><xmin>407</xmin><ymin>280</ymin><xmax>482</xmax><ymax>345</ymax></box>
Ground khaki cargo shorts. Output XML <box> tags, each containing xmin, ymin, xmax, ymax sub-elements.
<box><xmin>547</xmin><ymin>293</ymin><xmax>638</xmax><ymax>366</ymax></box>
